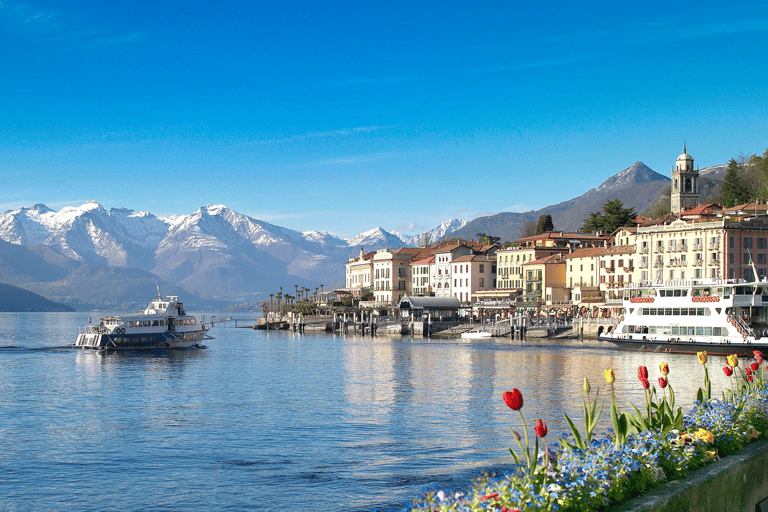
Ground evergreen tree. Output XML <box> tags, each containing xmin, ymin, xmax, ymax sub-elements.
<box><xmin>720</xmin><ymin>158</ymin><xmax>750</xmax><ymax>207</ymax></box>
<box><xmin>581</xmin><ymin>199</ymin><xmax>637</xmax><ymax>233</ymax></box>
<box><xmin>535</xmin><ymin>214</ymin><xmax>554</xmax><ymax>234</ymax></box>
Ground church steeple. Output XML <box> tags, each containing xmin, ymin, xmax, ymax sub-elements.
<box><xmin>671</xmin><ymin>144</ymin><xmax>699</xmax><ymax>213</ymax></box>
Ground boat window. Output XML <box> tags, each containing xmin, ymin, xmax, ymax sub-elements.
<box><xmin>191</xmin><ymin>319</ymin><xmax>196</xmax><ymax>325</ymax></box>
<box><xmin>672</xmin><ymin>326</ymin><xmax>679</xmax><ymax>334</ymax></box>
<box><xmin>665</xmin><ymin>308</ymin><xmax>672</xmax><ymax>315</ymax></box>
<box><xmin>704</xmin><ymin>327</ymin><xmax>713</xmax><ymax>335</ymax></box>
<box><xmin>153</xmin><ymin>320</ymin><xmax>159</xmax><ymax>326</ymax></box>
<box><xmin>714</xmin><ymin>327</ymin><xmax>722</xmax><ymax>336</ymax></box>
<box><xmin>674</xmin><ymin>289</ymin><xmax>683</xmax><ymax>297</ymax></box>
<box><xmin>697</xmin><ymin>308</ymin><xmax>705</xmax><ymax>316</ymax></box>
<box><xmin>673</xmin><ymin>308</ymin><xmax>681</xmax><ymax>315</ymax></box>
<box><xmin>695</xmin><ymin>327</ymin><xmax>705</xmax><ymax>335</ymax></box>
<box><xmin>160</xmin><ymin>320</ymin><xmax>164</xmax><ymax>326</ymax></box>
<box><xmin>680</xmin><ymin>308</ymin><xmax>688</xmax><ymax>316</ymax></box>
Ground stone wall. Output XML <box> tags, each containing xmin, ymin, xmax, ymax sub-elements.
<box><xmin>614</xmin><ymin>439</ymin><xmax>768</xmax><ymax>512</ymax></box>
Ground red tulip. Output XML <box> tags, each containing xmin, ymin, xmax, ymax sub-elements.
<box><xmin>749</xmin><ymin>374</ymin><xmax>755</xmax><ymax>383</ymax></box>
<box><xmin>723</xmin><ymin>366</ymin><xmax>733</xmax><ymax>377</ymax></box>
<box><xmin>751</xmin><ymin>362</ymin><xmax>760</xmax><ymax>372</ymax></box>
<box><xmin>535</xmin><ymin>418</ymin><xmax>548</xmax><ymax>437</ymax></box>
<box><xmin>658</xmin><ymin>377</ymin><xmax>668</xmax><ymax>388</ymax></box>
<box><xmin>640</xmin><ymin>377</ymin><xmax>650</xmax><ymax>389</ymax></box>
<box><xmin>503</xmin><ymin>389</ymin><xmax>523</xmax><ymax>411</ymax></box>
<box><xmin>637</xmin><ymin>366</ymin><xmax>648</xmax><ymax>381</ymax></box>
<box><xmin>754</xmin><ymin>350</ymin><xmax>763</xmax><ymax>364</ymax></box>
<box><xmin>747</xmin><ymin>367</ymin><xmax>753</xmax><ymax>376</ymax></box>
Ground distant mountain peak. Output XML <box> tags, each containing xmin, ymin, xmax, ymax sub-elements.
<box><xmin>597</xmin><ymin>161</ymin><xmax>669</xmax><ymax>192</ymax></box>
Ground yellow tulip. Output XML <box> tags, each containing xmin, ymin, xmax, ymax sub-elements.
<box><xmin>659</xmin><ymin>362</ymin><xmax>669</xmax><ymax>376</ymax></box>
<box><xmin>604</xmin><ymin>368</ymin><xmax>615</xmax><ymax>384</ymax></box>
<box><xmin>695</xmin><ymin>428</ymin><xmax>714</xmax><ymax>444</ymax></box>
<box><xmin>583</xmin><ymin>377</ymin><xmax>591</xmax><ymax>394</ymax></box>
<box><xmin>727</xmin><ymin>354</ymin><xmax>739</xmax><ymax>368</ymax></box>
<box><xmin>697</xmin><ymin>351</ymin><xmax>707</xmax><ymax>365</ymax></box>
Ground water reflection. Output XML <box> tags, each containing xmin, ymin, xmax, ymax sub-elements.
<box><xmin>0</xmin><ymin>314</ymin><xmax>757</xmax><ymax>512</ymax></box>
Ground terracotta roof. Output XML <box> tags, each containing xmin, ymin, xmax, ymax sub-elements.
<box><xmin>603</xmin><ymin>244</ymin><xmax>635</xmax><ymax>255</ymax></box>
<box><xmin>516</xmin><ymin>231</ymin><xmax>607</xmax><ymax>242</ymax></box>
<box><xmin>679</xmin><ymin>203</ymin><xmax>722</xmax><ymax>217</ymax></box>
<box><xmin>722</xmin><ymin>202</ymin><xmax>768</xmax><ymax>215</ymax></box>
<box><xmin>452</xmin><ymin>254</ymin><xmax>497</xmax><ymax>263</ymax></box>
<box><xmin>411</xmin><ymin>256</ymin><xmax>435</xmax><ymax>265</ymax></box>
<box><xmin>563</xmin><ymin>247</ymin><xmax>606</xmax><ymax>259</ymax></box>
<box><xmin>523</xmin><ymin>253</ymin><xmax>565</xmax><ymax>265</ymax></box>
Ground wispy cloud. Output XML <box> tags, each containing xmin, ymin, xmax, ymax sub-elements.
<box><xmin>286</xmin><ymin>151</ymin><xmax>400</xmax><ymax>169</ymax></box>
<box><xmin>252</xmin><ymin>125</ymin><xmax>390</xmax><ymax>145</ymax></box>
<box><xmin>0</xmin><ymin>0</ymin><xmax>145</xmax><ymax>49</ymax></box>
<box><xmin>395</xmin><ymin>222</ymin><xmax>426</xmax><ymax>232</ymax></box>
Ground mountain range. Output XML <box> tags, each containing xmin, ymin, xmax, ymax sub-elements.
<box><xmin>0</xmin><ymin>160</ymin><xmax>724</xmax><ymax>310</ymax></box>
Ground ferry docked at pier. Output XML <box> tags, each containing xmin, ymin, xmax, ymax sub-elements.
<box><xmin>599</xmin><ymin>276</ymin><xmax>768</xmax><ymax>355</ymax></box>
<box><xmin>75</xmin><ymin>294</ymin><xmax>210</xmax><ymax>350</ymax></box>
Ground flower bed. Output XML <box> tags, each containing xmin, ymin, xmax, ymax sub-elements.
<box><xmin>396</xmin><ymin>351</ymin><xmax>768</xmax><ymax>512</ymax></box>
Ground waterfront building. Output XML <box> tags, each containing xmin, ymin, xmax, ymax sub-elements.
<box><xmin>432</xmin><ymin>242</ymin><xmax>476</xmax><ymax>299</ymax></box>
<box><xmin>522</xmin><ymin>253</ymin><xmax>567</xmax><ymax>306</ymax></box>
<box><xmin>497</xmin><ymin>232</ymin><xmax>607</xmax><ymax>291</ymax></box>
<box><xmin>564</xmin><ymin>247</ymin><xmax>603</xmax><ymax>308</ymax></box>
<box><xmin>451</xmin><ymin>253</ymin><xmax>497</xmax><ymax>303</ymax></box>
<box><xmin>344</xmin><ymin>248</ymin><xmax>375</xmax><ymax>297</ymax></box>
<box><xmin>598</xmin><ymin>244</ymin><xmax>636</xmax><ymax>300</ymax></box>
<box><xmin>410</xmin><ymin>255</ymin><xmax>434</xmax><ymax>296</ymax></box>
<box><xmin>372</xmin><ymin>248</ymin><xmax>421</xmax><ymax>305</ymax></box>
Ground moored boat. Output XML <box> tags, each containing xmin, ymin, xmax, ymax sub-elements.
<box><xmin>599</xmin><ymin>276</ymin><xmax>768</xmax><ymax>355</ymax></box>
<box><xmin>75</xmin><ymin>294</ymin><xmax>211</xmax><ymax>350</ymax></box>
<box><xmin>461</xmin><ymin>329</ymin><xmax>493</xmax><ymax>339</ymax></box>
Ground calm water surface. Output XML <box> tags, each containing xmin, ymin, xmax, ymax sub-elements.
<box><xmin>0</xmin><ymin>313</ymin><xmax>736</xmax><ymax>511</ymax></box>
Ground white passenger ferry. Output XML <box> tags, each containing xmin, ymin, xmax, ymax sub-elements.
<box><xmin>75</xmin><ymin>294</ymin><xmax>210</xmax><ymax>350</ymax></box>
<box><xmin>599</xmin><ymin>277</ymin><xmax>768</xmax><ymax>355</ymax></box>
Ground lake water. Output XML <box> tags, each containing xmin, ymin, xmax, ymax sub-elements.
<box><xmin>0</xmin><ymin>313</ymin><xmax>737</xmax><ymax>511</ymax></box>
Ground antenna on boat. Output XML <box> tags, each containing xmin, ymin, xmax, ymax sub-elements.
<box><xmin>748</xmin><ymin>250</ymin><xmax>759</xmax><ymax>289</ymax></box>
<box><xmin>156</xmin><ymin>282</ymin><xmax>161</xmax><ymax>300</ymax></box>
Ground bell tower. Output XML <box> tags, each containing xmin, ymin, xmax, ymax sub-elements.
<box><xmin>670</xmin><ymin>144</ymin><xmax>699</xmax><ymax>213</ymax></box>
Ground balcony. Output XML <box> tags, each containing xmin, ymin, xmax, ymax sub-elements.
<box><xmin>640</xmin><ymin>247</ymin><xmax>649</xmax><ymax>254</ymax></box>
<box><xmin>639</xmin><ymin>262</ymin><xmax>649</xmax><ymax>269</ymax></box>
<box><xmin>709</xmin><ymin>258</ymin><xmax>720</xmax><ymax>266</ymax></box>
<box><xmin>694</xmin><ymin>244</ymin><xmax>703</xmax><ymax>251</ymax></box>
<box><xmin>656</xmin><ymin>247</ymin><xmax>665</xmax><ymax>253</ymax></box>
<box><xmin>654</xmin><ymin>261</ymin><xmax>664</xmax><ymax>268</ymax></box>
<box><xmin>693</xmin><ymin>259</ymin><xmax>704</xmax><ymax>267</ymax></box>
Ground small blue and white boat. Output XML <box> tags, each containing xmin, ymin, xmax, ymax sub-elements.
<box><xmin>75</xmin><ymin>294</ymin><xmax>210</xmax><ymax>349</ymax></box>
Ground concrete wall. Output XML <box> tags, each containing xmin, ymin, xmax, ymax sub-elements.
<box><xmin>614</xmin><ymin>439</ymin><xmax>768</xmax><ymax>512</ymax></box>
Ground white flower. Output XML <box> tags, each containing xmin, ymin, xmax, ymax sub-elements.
<box><xmin>436</xmin><ymin>490</ymin><xmax>445</xmax><ymax>501</ymax></box>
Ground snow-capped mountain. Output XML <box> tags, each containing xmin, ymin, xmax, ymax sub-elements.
<box><xmin>408</xmin><ymin>218</ymin><xmax>468</xmax><ymax>245</ymax></box>
<box><xmin>0</xmin><ymin>202</ymin><xmax>467</xmax><ymax>306</ymax></box>
<box><xmin>346</xmin><ymin>227</ymin><xmax>410</xmax><ymax>249</ymax></box>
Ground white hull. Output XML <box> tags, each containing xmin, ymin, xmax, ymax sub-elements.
<box><xmin>75</xmin><ymin>294</ymin><xmax>211</xmax><ymax>350</ymax></box>
<box><xmin>600</xmin><ymin>277</ymin><xmax>768</xmax><ymax>355</ymax></box>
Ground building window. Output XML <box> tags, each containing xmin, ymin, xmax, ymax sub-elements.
<box><xmin>479</xmin><ymin>264</ymin><xmax>484</xmax><ymax>273</ymax></box>
<box><xmin>746</xmin><ymin>237</ymin><xmax>753</xmax><ymax>249</ymax></box>
<box><xmin>479</xmin><ymin>278</ymin><xmax>484</xmax><ymax>287</ymax></box>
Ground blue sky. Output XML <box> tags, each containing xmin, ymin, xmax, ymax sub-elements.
<box><xmin>1</xmin><ymin>1</ymin><xmax>767</xmax><ymax>238</ymax></box>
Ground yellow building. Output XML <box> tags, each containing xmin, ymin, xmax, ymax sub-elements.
<box><xmin>522</xmin><ymin>253</ymin><xmax>567</xmax><ymax>306</ymax></box>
